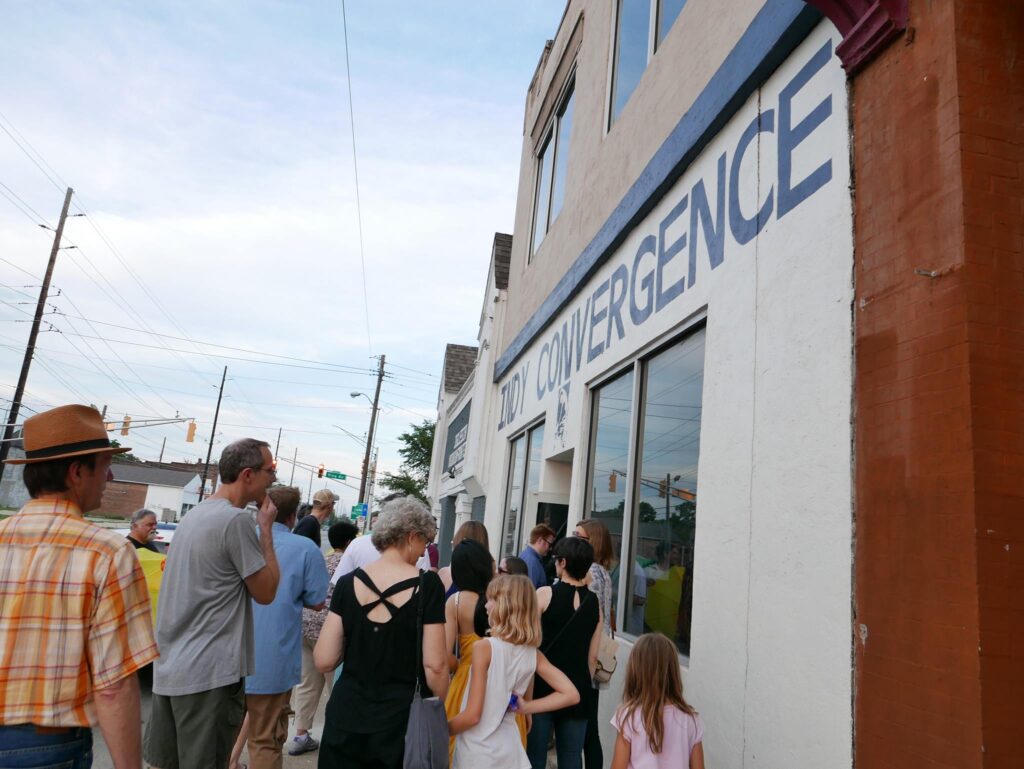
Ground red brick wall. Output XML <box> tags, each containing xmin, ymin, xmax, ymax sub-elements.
<box><xmin>852</xmin><ymin>1</ymin><xmax>1023</xmax><ymax>767</ymax></box>
<box><xmin>954</xmin><ymin>1</ymin><xmax>1024</xmax><ymax>765</ymax></box>
<box><xmin>99</xmin><ymin>481</ymin><xmax>147</xmax><ymax>519</ymax></box>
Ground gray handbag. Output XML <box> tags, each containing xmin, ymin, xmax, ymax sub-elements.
<box><xmin>403</xmin><ymin>572</ymin><xmax>449</xmax><ymax>769</ymax></box>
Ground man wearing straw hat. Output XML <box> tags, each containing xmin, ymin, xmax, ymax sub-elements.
<box><xmin>0</xmin><ymin>404</ymin><xmax>159</xmax><ymax>768</ymax></box>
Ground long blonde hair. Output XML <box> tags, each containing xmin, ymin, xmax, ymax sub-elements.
<box><xmin>619</xmin><ymin>633</ymin><xmax>696</xmax><ymax>753</ymax></box>
<box><xmin>485</xmin><ymin>575</ymin><xmax>542</xmax><ymax>647</ymax></box>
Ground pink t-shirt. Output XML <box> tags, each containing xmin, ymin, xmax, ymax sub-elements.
<box><xmin>612</xmin><ymin>706</ymin><xmax>704</xmax><ymax>769</ymax></box>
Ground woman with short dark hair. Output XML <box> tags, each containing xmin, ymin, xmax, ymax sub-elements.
<box><xmin>527</xmin><ymin>537</ymin><xmax>602</xmax><ymax>769</ymax></box>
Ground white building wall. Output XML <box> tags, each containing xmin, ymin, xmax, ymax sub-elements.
<box><xmin>143</xmin><ymin>484</ymin><xmax>185</xmax><ymax>520</ymax></box>
<box><xmin>483</xmin><ymin>23</ymin><xmax>853</xmax><ymax>769</ymax></box>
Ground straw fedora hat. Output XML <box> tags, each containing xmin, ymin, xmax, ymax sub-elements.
<box><xmin>6</xmin><ymin>404</ymin><xmax>131</xmax><ymax>465</ymax></box>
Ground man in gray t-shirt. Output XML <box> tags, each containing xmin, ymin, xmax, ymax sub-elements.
<box><xmin>144</xmin><ymin>439</ymin><xmax>282</xmax><ymax>769</ymax></box>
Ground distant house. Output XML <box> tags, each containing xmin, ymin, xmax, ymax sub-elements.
<box><xmin>100</xmin><ymin>463</ymin><xmax>202</xmax><ymax>521</ymax></box>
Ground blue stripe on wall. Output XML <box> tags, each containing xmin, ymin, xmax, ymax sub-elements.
<box><xmin>493</xmin><ymin>0</ymin><xmax>823</xmax><ymax>382</ymax></box>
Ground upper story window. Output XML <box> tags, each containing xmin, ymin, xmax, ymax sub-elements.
<box><xmin>610</xmin><ymin>0</ymin><xmax>687</xmax><ymax>125</ymax></box>
<box><xmin>531</xmin><ymin>78</ymin><xmax>576</xmax><ymax>259</ymax></box>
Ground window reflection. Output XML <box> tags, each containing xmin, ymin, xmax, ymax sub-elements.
<box><xmin>587</xmin><ymin>370</ymin><xmax>634</xmax><ymax>628</ymax></box>
<box><xmin>502</xmin><ymin>424</ymin><xmax>545</xmax><ymax>558</ymax></box>
<box><xmin>624</xmin><ymin>330</ymin><xmax>705</xmax><ymax>659</ymax></box>
<box><xmin>501</xmin><ymin>435</ymin><xmax>526</xmax><ymax>558</ymax></box>
<box><xmin>657</xmin><ymin>0</ymin><xmax>687</xmax><ymax>48</ymax></box>
<box><xmin>611</xmin><ymin>0</ymin><xmax>650</xmax><ymax>124</ymax></box>
<box><xmin>549</xmin><ymin>82</ymin><xmax>575</xmax><ymax>223</ymax></box>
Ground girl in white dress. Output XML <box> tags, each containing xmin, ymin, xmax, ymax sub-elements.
<box><xmin>449</xmin><ymin>574</ymin><xmax>579</xmax><ymax>769</ymax></box>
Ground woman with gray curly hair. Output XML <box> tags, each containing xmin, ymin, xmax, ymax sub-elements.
<box><xmin>314</xmin><ymin>496</ymin><xmax>448</xmax><ymax>768</ymax></box>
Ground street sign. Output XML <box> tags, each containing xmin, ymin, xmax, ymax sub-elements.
<box><xmin>326</xmin><ymin>471</ymin><xmax>346</xmax><ymax>480</ymax></box>
<box><xmin>351</xmin><ymin>503</ymin><xmax>368</xmax><ymax>516</ymax></box>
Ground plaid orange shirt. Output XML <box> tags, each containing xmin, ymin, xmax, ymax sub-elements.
<box><xmin>0</xmin><ymin>498</ymin><xmax>159</xmax><ymax>727</ymax></box>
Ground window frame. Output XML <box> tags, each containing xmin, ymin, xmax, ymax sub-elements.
<box><xmin>582</xmin><ymin>317</ymin><xmax>706</xmax><ymax>663</ymax></box>
<box><xmin>529</xmin><ymin>72</ymin><xmax>577</xmax><ymax>262</ymax></box>
<box><xmin>607</xmin><ymin>0</ymin><xmax>686</xmax><ymax>130</ymax></box>
<box><xmin>500</xmin><ymin>420</ymin><xmax>546</xmax><ymax>557</ymax></box>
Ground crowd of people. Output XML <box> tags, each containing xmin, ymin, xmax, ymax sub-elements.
<box><xmin>0</xmin><ymin>404</ymin><xmax>706</xmax><ymax>769</ymax></box>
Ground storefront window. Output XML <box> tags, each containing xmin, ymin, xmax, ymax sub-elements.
<box><xmin>585</xmin><ymin>327</ymin><xmax>705</xmax><ymax>659</ymax></box>
<box><xmin>501</xmin><ymin>423</ymin><xmax>545</xmax><ymax>557</ymax></box>
<box><xmin>587</xmin><ymin>369</ymin><xmax>634</xmax><ymax>626</ymax></box>
<box><xmin>625</xmin><ymin>330</ymin><xmax>704</xmax><ymax>657</ymax></box>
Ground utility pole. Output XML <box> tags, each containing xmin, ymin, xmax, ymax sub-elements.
<box><xmin>159</xmin><ymin>437</ymin><xmax>166</xmax><ymax>463</ymax></box>
<box><xmin>0</xmin><ymin>187</ymin><xmax>73</xmax><ymax>468</ymax></box>
<box><xmin>357</xmin><ymin>355</ymin><xmax>385</xmax><ymax>506</ymax></box>
<box><xmin>308</xmin><ymin>466</ymin><xmax>314</xmax><ymax>503</ymax></box>
<box><xmin>289</xmin><ymin>447</ymin><xmax>297</xmax><ymax>485</ymax></box>
<box><xmin>198</xmin><ymin>366</ymin><xmax>227</xmax><ymax>502</ymax></box>
<box><xmin>274</xmin><ymin>428</ymin><xmax>282</xmax><ymax>463</ymax></box>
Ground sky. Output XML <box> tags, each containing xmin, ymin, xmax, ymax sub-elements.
<box><xmin>0</xmin><ymin>0</ymin><xmax>567</xmax><ymax>509</ymax></box>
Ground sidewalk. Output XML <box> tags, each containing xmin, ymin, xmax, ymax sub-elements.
<box><xmin>92</xmin><ymin>682</ymin><xmax>329</xmax><ymax>769</ymax></box>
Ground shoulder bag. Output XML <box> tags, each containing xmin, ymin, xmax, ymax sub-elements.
<box><xmin>593</xmin><ymin>631</ymin><xmax>619</xmax><ymax>685</ymax></box>
<box><xmin>403</xmin><ymin>572</ymin><xmax>449</xmax><ymax>769</ymax></box>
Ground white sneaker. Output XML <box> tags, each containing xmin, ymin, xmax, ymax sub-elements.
<box><xmin>287</xmin><ymin>733</ymin><xmax>320</xmax><ymax>755</ymax></box>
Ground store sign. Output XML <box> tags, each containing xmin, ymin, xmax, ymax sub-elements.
<box><xmin>499</xmin><ymin>37</ymin><xmax>838</xmax><ymax>431</ymax></box>
<box><xmin>443</xmin><ymin>401</ymin><xmax>471</xmax><ymax>473</ymax></box>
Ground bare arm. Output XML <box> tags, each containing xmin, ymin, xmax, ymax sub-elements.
<box><xmin>423</xmin><ymin>622</ymin><xmax>449</xmax><ymax>699</ymax></box>
<box><xmin>439</xmin><ymin>566</ymin><xmax>453</xmax><ymax>593</ymax></box>
<box><xmin>244</xmin><ymin>496</ymin><xmax>280</xmax><ymax>605</ymax></box>
<box><xmin>448</xmin><ymin>639</ymin><xmax>491</xmax><ymax>735</ymax></box>
<box><xmin>94</xmin><ymin>674</ymin><xmax>142</xmax><ymax>769</ymax></box>
<box><xmin>314</xmin><ymin>611</ymin><xmax>345</xmax><ymax>673</ymax></box>
<box><xmin>444</xmin><ymin>594</ymin><xmax>459</xmax><ymax>672</ymax></box>
<box><xmin>536</xmin><ymin>586</ymin><xmax>552</xmax><ymax>613</ymax></box>
<box><xmin>304</xmin><ymin>601</ymin><xmax>326</xmax><ymax>611</ymax></box>
<box><xmin>610</xmin><ymin>730</ymin><xmax>631</xmax><ymax>769</ymax></box>
<box><xmin>517</xmin><ymin>651</ymin><xmax>579</xmax><ymax>716</ymax></box>
<box><xmin>690</xmin><ymin>742</ymin><xmax>706</xmax><ymax>769</ymax></box>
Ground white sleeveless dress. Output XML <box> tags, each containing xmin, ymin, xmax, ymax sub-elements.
<box><xmin>452</xmin><ymin>637</ymin><xmax>537</xmax><ymax>769</ymax></box>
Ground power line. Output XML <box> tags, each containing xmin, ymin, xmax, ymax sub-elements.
<box><xmin>0</xmin><ymin>256</ymin><xmax>42</xmax><ymax>281</ymax></box>
<box><xmin>47</xmin><ymin>306</ymin><xmax>379</xmax><ymax>373</ymax></box>
<box><xmin>340</xmin><ymin>0</ymin><xmax>372</xmax><ymax>355</ymax></box>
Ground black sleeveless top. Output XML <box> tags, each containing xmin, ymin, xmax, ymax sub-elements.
<box><xmin>325</xmin><ymin>568</ymin><xmax>445</xmax><ymax>733</ymax></box>
<box><xmin>534</xmin><ymin>581</ymin><xmax>599</xmax><ymax>721</ymax></box>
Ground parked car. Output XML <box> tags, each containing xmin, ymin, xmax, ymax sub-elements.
<box><xmin>113</xmin><ymin>523</ymin><xmax>176</xmax><ymax>554</ymax></box>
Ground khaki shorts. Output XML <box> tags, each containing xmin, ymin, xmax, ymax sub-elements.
<box><xmin>144</xmin><ymin>680</ymin><xmax>246</xmax><ymax>769</ymax></box>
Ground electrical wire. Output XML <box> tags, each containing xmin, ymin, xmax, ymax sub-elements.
<box><xmin>339</xmin><ymin>0</ymin><xmax>373</xmax><ymax>356</ymax></box>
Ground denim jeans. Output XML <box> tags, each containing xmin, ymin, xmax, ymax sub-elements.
<box><xmin>0</xmin><ymin>725</ymin><xmax>93</xmax><ymax>769</ymax></box>
<box><xmin>526</xmin><ymin>714</ymin><xmax>587</xmax><ymax>769</ymax></box>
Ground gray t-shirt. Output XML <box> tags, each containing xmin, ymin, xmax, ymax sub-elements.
<box><xmin>152</xmin><ymin>497</ymin><xmax>266</xmax><ymax>696</ymax></box>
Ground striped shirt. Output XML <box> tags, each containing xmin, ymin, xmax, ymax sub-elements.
<box><xmin>0</xmin><ymin>498</ymin><xmax>159</xmax><ymax>727</ymax></box>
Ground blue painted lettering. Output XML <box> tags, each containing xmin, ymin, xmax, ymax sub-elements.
<box><xmin>630</xmin><ymin>235</ymin><xmax>657</xmax><ymax>325</ymax></box>
<box><xmin>778</xmin><ymin>39</ymin><xmax>833</xmax><ymax>219</ymax></box>
<box><xmin>688</xmin><ymin>153</ymin><xmax>726</xmax><ymax>288</ymax></box>
<box><xmin>656</xmin><ymin>196</ymin><xmax>688</xmax><ymax>311</ymax></box>
<box><xmin>729</xmin><ymin>110</ymin><xmax>775</xmax><ymax>244</ymax></box>
<box><xmin>587</xmin><ymin>280</ymin><xmax>610</xmax><ymax>363</ymax></box>
<box><xmin>606</xmin><ymin>265</ymin><xmax>629</xmax><ymax>349</ymax></box>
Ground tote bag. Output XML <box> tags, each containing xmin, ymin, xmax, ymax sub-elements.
<box><xmin>403</xmin><ymin>573</ymin><xmax>449</xmax><ymax>769</ymax></box>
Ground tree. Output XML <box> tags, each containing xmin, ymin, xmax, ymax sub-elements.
<box><xmin>378</xmin><ymin>419</ymin><xmax>435</xmax><ymax>505</ymax></box>
<box><xmin>109</xmin><ymin>439</ymin><xmax>141</xmax><ymax>464</ymax></box>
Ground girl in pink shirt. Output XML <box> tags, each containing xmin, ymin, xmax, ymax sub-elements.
<box><xmin>611</xmin><ymin>634</ymin><xmax>706</xmax><ymax>769</ymax></box>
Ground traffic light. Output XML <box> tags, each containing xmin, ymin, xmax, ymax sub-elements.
<box><xmin>658</xmin><ymin>478</ymin><xmax>667</xmax><ymax>498</ymax></box>
<box><xmin>318</xmin><ymin>464</ymin><xmax>325</xmax><ymax>478</ymax></box>
<box><xmin>608</xmin><ymin>471</ymin><xmax>617</xmax><ymax>492</ymax></box>
<box><xmin>120</xmin><ymin>415</ymin><xmax>131</xmax><ymax>436</ymax></box>
<box><xmin>186</xmin><ymin>421</ymin><xmax>197</xmax><ymax>443</ymax></box>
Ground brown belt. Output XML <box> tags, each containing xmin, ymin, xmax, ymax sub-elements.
<box><xmin>34</xmin><ymin>725</ymin><xmax>76</xmax><ymax>735</ymax></box>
